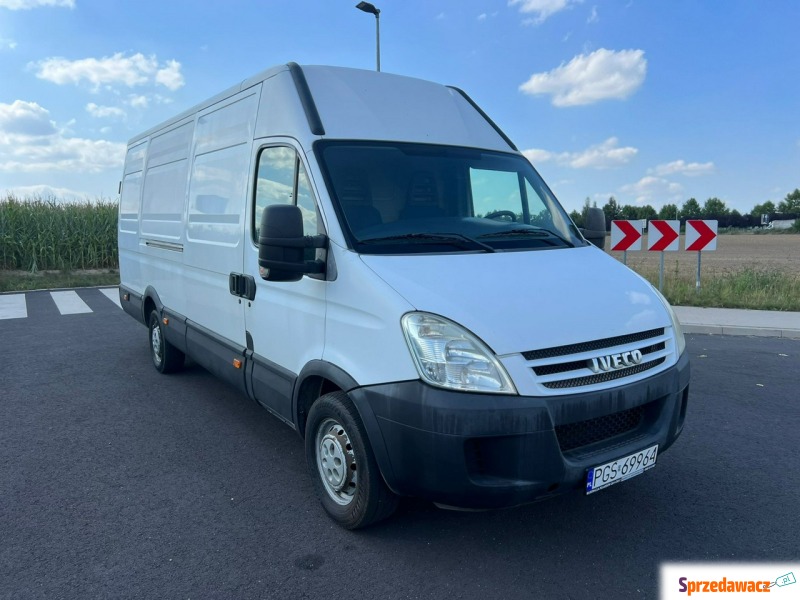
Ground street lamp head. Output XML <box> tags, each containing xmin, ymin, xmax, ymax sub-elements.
<box><xmin>356</xmin><ymin>1</ymin><xmax>380</xmax><ymax>16</ymax></box>
<box><xmin>355</xmin><ymin>1</ymin><xmax>381</xmax><ymax>72</ymax></box>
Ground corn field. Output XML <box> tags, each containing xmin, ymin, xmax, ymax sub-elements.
<box><xmin>0</xmin><ymin>195</ymin><xmax>118</xmax><ymax>271</ymax></box>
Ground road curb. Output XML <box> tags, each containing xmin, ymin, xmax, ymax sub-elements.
<box><xmin>682</xmin><ymin>324</ymin><xmax>800</xmax><ymax>339</ymax></box>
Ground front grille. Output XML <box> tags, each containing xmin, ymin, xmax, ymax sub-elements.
<box><xmin>542</xmin><ymin>358</ymin><xmax>665</xmax><ymax>389</ymax></box>
<box><xmin>532</xmin><ymin>342</ymin><xmax>665</xmax><ymax>377</ymax></box>
<box><xmin>522</xmin><ymin>327</ymin><xmax>671</xmax><ymax>392</ymax></box>
<box><xmin>523</xmin><ymin>328</ymin><xmax>664</xmax><ymax>361</ymax></box>
<box><xmin>556</xmin><ymin>404</ymin><xmax>645</xmax><ymax>453</ymax></box>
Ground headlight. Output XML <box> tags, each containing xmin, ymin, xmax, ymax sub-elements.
<box><xmin>401</xmin><ymin>312</ymin><xmax>517</xmax><ymax>394</ymax></box>
<box><xmin>652</xmin><ymin>287</ymin><xmax>686</xmax><ymax>357</ymax></box>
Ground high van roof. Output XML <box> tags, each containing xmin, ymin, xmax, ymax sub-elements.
<box><xmin>127</xmin><ymin>63</ymin><xmax>517</xmax><ymax>153</ymax></box>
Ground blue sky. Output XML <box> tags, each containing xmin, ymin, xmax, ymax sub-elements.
<box><xmin>1</xmin><ymin>0</ymin><xmax>798</xmax><ymax>214</ymax></box>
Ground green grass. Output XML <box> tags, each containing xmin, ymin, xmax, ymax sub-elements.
<box><xmin>634</xmin><ymin>267</ymin><xmax>800</xmax><ymax>311</ymax></box>
<box><xmin>0</xmin><ymin>269</ymin><xmax>120</xmax><ymax>293</ymax></box>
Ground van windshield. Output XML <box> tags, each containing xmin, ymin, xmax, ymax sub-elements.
<box><xmin>316</xmin><ymin>141</ymin><xmax>584</xmax><ymax>254</ymax></box>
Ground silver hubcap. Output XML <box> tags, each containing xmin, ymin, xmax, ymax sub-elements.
<box><xmin>151</xmin><ymin>323</ymin><xmax>162</xmax><ymax>366</ymax></box>
<box><xmin>315</xmin><ymin>418</ymin><xmax>357</xmax><ymax>505</ymax></box>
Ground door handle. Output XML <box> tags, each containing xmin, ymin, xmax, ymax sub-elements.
<box><xmin>229</xmin><ymin>273</ymin><xmax>241</xmax><ymax>296</ymax></box>
<box><xmin>229</xmin><ymin>273</ymin><xmax>256</xmax><ymax>301</ymax></box>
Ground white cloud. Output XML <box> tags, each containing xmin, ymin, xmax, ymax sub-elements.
<box><xmin>522</xmin><ymin>137</ymin><xmax>638</xmax><ymax>169</ymax></box>
<box><xmin>0</xmin><ymin>100</ymin><xmax>57</xmax><ymax>136</ymax></box>
<box><xmin>620</xmin><ymin>176</ymin><xmax>683</xmax><ymax>205</ymax></box>
<box><xmin>86</xmin><ymin>102</ymin><xmax>126</xmax><ymax>119</ymax></box>
<box><xmin>509</xmin><ymin>0</ymin><xmax>583</xmax><ymax>25</ymax></box>
<box><xmin>126</xmin><ymin>94</ymin><xmax>172</xmax><ymax>109</ymax></box>
<box><xmin>155</xmin><ymin>59</ymin><xmax>184</xmax><ymax>91</ymax></box>
<box><xmin>477</xmin><ymin>13</ymin><xmax>487</xmax><ymax>21</ymax></box>
<box><xmin>519</xmin><ymin>48</ymin><xmax>647</xmax><ymax>106</ymax></box>
<box><xmin>435</xmin><ymin>11</ymin><xmax>445</xmax><ymax>20</ymax></box>
<box><xmin>31</xmin><ymin>52</ymin><xmax>185</xmax><ymax>91</ymax></box>
<box><xmin>587</xmin><ymin>5</ymin><xmax>598</xmax><ymax>23</ymax></box>
<box><xmin>0</xmin><ymin>0</ymin><xmax>74</xmax><ymax>9</ymax></box>
<box><xmin>0</xmin><ymin>100</ymin><xmax>125</xmax><ymax>173</ymax></box>
<box><xmin>0</xmin><ymin>36</ymin><xmax>17</xmax><ymax>50</ymax></box>
<box><xmin>522</xmin><ymin>148</ymin><xmax>554</xmax><ymax>163</ymax></box>
<box><xmin>128</xmin><ymin>94</ymin><xmax>149</xmax><ymax>109</ymax></box>
<box><xmin>649</xmin><ymin>160</ymin><xmax>714</xmax><ymax>177</ymax></box>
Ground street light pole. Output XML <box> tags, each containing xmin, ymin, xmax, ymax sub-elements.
<box><xmin>356</xmin><ymin>2</ymin><xmax>381</xmax><ymax>72</ymax></box>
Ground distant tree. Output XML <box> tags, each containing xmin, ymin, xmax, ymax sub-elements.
<box><xmin>580</xmin><ymin>197</ymin><xmax>597</xmax><ymax>225</ymax></box>
<box><xmin>727</xmin><ymin>209</ymin><xmax>744</xmax><ymax>228</ymax></box>
<box><xmin>750</xmin><ymin>201</ymin><xmax>776</xmax><ymax>218</ymax></box>
<box><xmin>658</xmin><ymin>203</ymin><xmax>679</xmax><ymax>220</ymax></box>
<box><xmin>778</xmin><ymin>188</ymin><xmax>800</xmax><ymax>214</ymax></box>
<box><xmin>620</xmin><ymin>204</ymin><xmax>639</xmax><ymax>220</ymax></box>
<box><xmin>702</xmin><ymin>197</ymin><xmax>730</xmax><ymax>219</ymax></box>
<box><xmin>681</xmin><ymin>198</ymin><xmax>702</xmax><ymax>219</ymax></box>
<box><xmin>637</xmin><ymin>205</ymin><xmax>657</xmax><ymax>221</ymax></box>
<box><xmin>602</xmin><ymin>196</ymin><xmax>621</xmax><ymax>224</ymax></box>
<box><xmin>569</xmin><ymin>209</ymin><xmax>583</xmax><ymax>228</ymax></box>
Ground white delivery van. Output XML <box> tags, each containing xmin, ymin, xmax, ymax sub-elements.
<box><xmin>118</xmin><ymin>63</ymin><xmax>690</xmax><ymax>529</ymax></box>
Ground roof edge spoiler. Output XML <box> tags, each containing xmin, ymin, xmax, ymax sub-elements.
<box><xmin>447</xmin><ymin>86</ymin><xmax>518</xmax><ymax>152</ymax></box>
<box><xmin>287</xmin><ymin>63</ymin><xmax>326</xmax><ymax>136</ymax></box>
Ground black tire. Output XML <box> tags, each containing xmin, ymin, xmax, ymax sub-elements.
<box><xmin>148</xmin><ymin>310</ymin><xmax>184</xmax><ymax>374</ymax></box>
<box><xmin>305</xmin><ymin>391</ymin><xmax>398</xmax><ymax>529</ymax></box>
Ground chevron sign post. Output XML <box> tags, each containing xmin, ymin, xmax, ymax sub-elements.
<box><xmin>686</xmin><ymin>220</ymin><xmax>718</xmax><ymax>291</ymax></box>
<box><xmin>647</xmin><ymin>220</ymin><xmax>680</xmax><ymax>291</ymax></box>
<box><xmin>610</xmin><ymin>220</ymin><xmax>644</xmax><ymax>265</ymax></box>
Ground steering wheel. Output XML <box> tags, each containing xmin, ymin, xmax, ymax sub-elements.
<box><xmin>485</xmin><ymin>210</ymin><xmax>517</xmax><ymax>222</ymax></box>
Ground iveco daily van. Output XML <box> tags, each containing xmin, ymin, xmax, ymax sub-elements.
<box><xmin>118</xmin><ymin>63</ymin><xmax>690</xmax><ymax>529</ymax></box>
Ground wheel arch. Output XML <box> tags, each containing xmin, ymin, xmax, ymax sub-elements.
<box><xmin>293</xmin><ymin>361</ymin><xmax>398</xmax><ymax>495</ymax></box>
<box><xmin>142</xmin><ymin>286</ymin><xmax>164</xmax><ymax>323</ymax></box>
<box><xmin>293</xmin><ymin>360</ymin><xmax>358</xmax><ymax>438</ymax></box>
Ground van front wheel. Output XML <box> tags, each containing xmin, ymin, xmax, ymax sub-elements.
<box><xmin>148</xmin><ymin>310</ymin><xmax>184</xmax><ymax>374</ymax></box>
<box><xmin>305</xmin><ymin>391</ymin><xmax>398</xmax><ymax>529</ymax></box>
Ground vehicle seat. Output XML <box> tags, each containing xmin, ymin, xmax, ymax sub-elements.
<box><xmin>338</xmin><ymin>176</ymin><xmax>382</xmax><ymax>234</ymax></box>
<box><xmin>400</xmin><ymin>172</ymin><xmax>445</xmax><ymax>220</ymax></box>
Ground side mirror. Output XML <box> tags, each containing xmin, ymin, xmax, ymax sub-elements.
<box><xmin>581</xmin><ymin>207</ymin><xmax>606</xmax><ymax>249</ymax></box>
<box><xmin>258</xmin><ymin>204</ymin><xmax>327</xmax><ymax>282</ymax></box>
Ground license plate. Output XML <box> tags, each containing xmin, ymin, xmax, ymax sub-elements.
<box><xmin>586</xmin><ymin>444</ymin><xmax>658</xmax><ymax>494</ymax></box>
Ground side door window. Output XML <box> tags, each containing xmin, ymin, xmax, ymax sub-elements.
<box><xmin>252</xmin><ymin>146</ymin><xmax>320</xmax><ymax>244</ymax></box>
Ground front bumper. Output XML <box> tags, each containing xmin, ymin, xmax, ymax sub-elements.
<box><xmin>349</xmin><ymin>351</ymin><xmax>690</xmax><ymax>509</ymax></box>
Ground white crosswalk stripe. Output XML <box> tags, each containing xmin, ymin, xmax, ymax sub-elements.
<box><xmin>0</xmin><ymin>287</ymin><xmax>123</xmax><ymax>321</ymax></box>
<box><xmin>0</xmin><ymin>294</ymin><xmax>27</xmax><ymax>320</ymax></box>
<box><xmin>99</xmin><ymin>287</ymin><xmax>122</xmax><ymax>308</ymax></box>
<box><xmin>50</xmin><ymin>290</ymin><xmax>93</xmax><ymax>315</ymax></box>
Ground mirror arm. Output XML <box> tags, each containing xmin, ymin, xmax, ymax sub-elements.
<box><xmin>258</xmin><ymin>258</ymin><xmax>325</xmax><ymax>274</ymax></box>
<box><xmin>257</xmin><ymin>234</ymin><xmax>328</xmax><ymax>249</ymax></box>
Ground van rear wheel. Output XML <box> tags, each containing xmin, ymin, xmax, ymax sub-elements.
<box><xmin>148</xmin><ymin>310</ymin><xmax>184</xmax><ymax>374</ymax></box>
<box><xmin>305</xmin><ymin>391</ymin><xmax>398</xmax><ymax>529</ymax></box>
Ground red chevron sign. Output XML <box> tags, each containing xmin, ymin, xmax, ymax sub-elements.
<box><xmin>647</xmin><ymin>220</ymin><xmax>680</xmax><ymax>251</ymax></box>
<box><xmin>685</xmin><ymin>220</ymin><xmax>718</xmax><ymax>251</ymax></box>
<box><xmin>610</xmin><ymin>220</ymin><xmax>643</xmax><ymax>251</ymax></box>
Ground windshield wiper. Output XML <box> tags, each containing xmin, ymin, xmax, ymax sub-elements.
<box><xmin>359</xmin><ymin>232</ymin><xmax>496</xmax><ymax>253</ymax></box>
<box><xmin>477</xmin><ymin>228</ymin><xmax>574</xmax><ymax>248</ymax></box>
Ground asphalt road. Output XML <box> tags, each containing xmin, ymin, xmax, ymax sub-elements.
<box><xmin>2</xmin><ymin>288</ymin><xmax>799</xmax><ymax>599</ymax></box>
